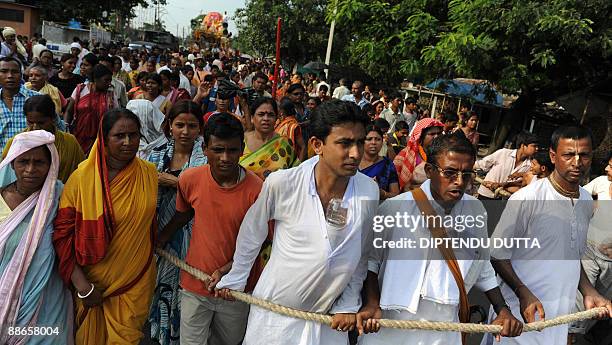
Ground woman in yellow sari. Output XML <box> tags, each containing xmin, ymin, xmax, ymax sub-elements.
<box><xmin>241</xmin><ymin>97</ymin><xmax>299</xmax><ymax>179</ymax></box>
<box><xmin>240</xmin><ymin>97</ymin><xmax>298</xmax><ymax>265</ymax></box>
<box><xmin>53</xmin><ymin>109</ymin><xmax>158</xmax><ymax>345</ymax></box>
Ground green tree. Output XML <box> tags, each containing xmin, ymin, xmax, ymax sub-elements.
<box><xmin>234</xmin><ymin>0</ymin><xmax>351</xmax><ymax>64</ymax></box>
<box><xmin>141</xmin><ymin>21</ymin><xmax>166</xmax><ymax>32</ymax></box>
<box><xmin>39</xmin><ymin>0</ymin><xmax>167</xmax><ymax>27</ymax></box>
<box><xmin>331</xmin><ymin>0</ymin><xmax>612</xmax><ymax>147</ymax></box>
<box><xmin>190</xmin><ymin>14</ymin><xmax>206</xmax><ymax>33</ymax></box>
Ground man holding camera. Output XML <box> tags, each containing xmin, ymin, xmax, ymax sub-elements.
<box><xmin>194</xmin><ymin>72</ymin><xmax>225</xmax><ymax>113</ymax></box>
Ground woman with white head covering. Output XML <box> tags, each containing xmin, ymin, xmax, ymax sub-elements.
<box><xmin>126</xmin><ymin>99</ymin><xmax>166</xmax><ymax>158</ymax></box>
<box><xmin>0</xmin><ymin>27</ymin><xmax>27</xmax><ymax>62</ymax></box>
<box><xmin>0</xmin><ymin>130</ymin><xmax>72</xmax><ymax>344</ymax></box>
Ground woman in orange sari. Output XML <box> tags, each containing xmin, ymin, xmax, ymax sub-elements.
<box><xmin>53</xmin><ymin>109</ymin><xmax>158</xmax><ymax>345</ymax></box>
<box><xmin>275</xmin><ymin>97</ymin><xmax>306</xmax><ymax>161</ymax></box>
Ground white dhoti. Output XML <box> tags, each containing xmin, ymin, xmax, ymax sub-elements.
<box><xmin>243</xmin><ymin>306</ymin><xmax>348</xmax><ymax>345</ymax></box>
<box><xmin>358</xmin><ymin>299</ymin><xmax>460</xmax><ymax>345</ymax></box>
<box><xmin>480</xmin><ymin>261</ymin><xmax>581</xmax><ymax>345</ymax></box>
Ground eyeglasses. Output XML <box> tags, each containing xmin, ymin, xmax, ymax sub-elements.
<box><xmin>428</xmin><ymin>163</ymin><xmax>475</xmax><ymax>181</ymax></box>
<box><xmin>291</xmin><ymin>92</ymin><xmax>304</xmax><ymax>96</ymax></box>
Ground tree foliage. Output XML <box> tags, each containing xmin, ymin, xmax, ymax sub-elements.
<box><xmin>190</xmin><ymin>14</ymin><xmax>206</xmax><ymax>33</ymax></box>
<box><xmin>330</xmin><ymin>0</ymin><xmax>612</xmax><ymax>97</ymax></box>
<box><xmin>38</xmin><ymin>0</ymin><xmax>167</xmax><ymax>28</ymax></box>
<box><xmin>141</xmin><ymin>21</ymin><xmax>166</xmax><ymax>32</ymax></box>
<box><xmin>234</xmin><ymin>0</ymin><xmax>351</xmax><ymax>64</ymax></box>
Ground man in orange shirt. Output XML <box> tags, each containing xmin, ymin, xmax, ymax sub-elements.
<box><xmin>158</xmin><ymin>113</ymin><xmax>263</xmax><ymax>345</ymax></box>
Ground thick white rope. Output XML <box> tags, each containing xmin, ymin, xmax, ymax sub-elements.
<box><xmin>157</xmin><ymin>248</ymin><xmax>606</xmax><ymax>333</ymax></box>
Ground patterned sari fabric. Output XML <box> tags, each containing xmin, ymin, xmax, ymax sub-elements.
<box><xmin>393</xmin><ymin>118</ymin><xmax>444</xmax><ymax>190</ymax></box>
<box><xmin>274</xmin><ymin>116</ymin><xmax>301</xmax><ymax>156</ymax></box>
<box><xmin>53</xmin><ymin>128</ymin><xmax>158</xmax><ymax>345</ymax></box>
<box><xmin>146</xmin><ymin>137</ymin><xmax>207</xmax><ymax>345</ymax></box>
<box><xmin>0</xmin><ymin>130</ymin><xmax>73</xmax><ymax>345</ymax></box>
<box><xmin>240</xmin><ymin>135</ymin><xmax>299</xmax><ymax>180</ymax></box>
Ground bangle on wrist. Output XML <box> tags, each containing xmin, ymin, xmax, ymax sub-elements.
<box><xmin>77</xmin><ymin>283</ymin><xmax>95</xmax><ymax>299</ymax></box>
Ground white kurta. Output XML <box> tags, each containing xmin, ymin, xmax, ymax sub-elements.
<box><xmin>481</xmin><ymin>178</ymin><xmax>593</xmax><ymax>345</ymax></box>
<box><xmin>360</xmin><ymin>180</ymin><xmax>498</xmax><ymax>345</ymax></box>
<box><xmin>217</xmin><ymin>156</ymin><xmax>379</xmax><ymax>345</ymax></box>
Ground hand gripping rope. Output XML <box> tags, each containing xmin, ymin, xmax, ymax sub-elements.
<box><xmin>156</xmin><ymin>248</ymin><xmax>606</xmax><ymax>334</ymax></box>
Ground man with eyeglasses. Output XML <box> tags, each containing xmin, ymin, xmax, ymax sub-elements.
<box><xmin>358</xmin><ymin>133</ymin><xmax>523</xmax><ymax>345</ymax></box>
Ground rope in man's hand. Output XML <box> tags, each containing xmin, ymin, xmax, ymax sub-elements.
<box><xmin>156</xmin><ymin>248</ymin><xmax>607</xmax><ymax>334</ymax></box>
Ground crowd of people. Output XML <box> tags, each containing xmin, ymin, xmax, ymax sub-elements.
<box><xmin>1</xmin><ymin>25</ymin><xmax>612</xmax><ymax>345</ymax></box>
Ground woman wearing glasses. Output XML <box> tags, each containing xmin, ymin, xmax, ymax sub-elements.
<box><xmin>394</xmin><ymin>118</ymin><xmax>444</xmax><ymax>192</ymax></box>
<box><xmin>287</xmin><ymin>83</ymin><xmax>306</xmax><ymax>122</ymax></box>
<box><xmin>359</xmin><ymin>124</ymin><xmax>400</xmax><ymax>200</ymax></box>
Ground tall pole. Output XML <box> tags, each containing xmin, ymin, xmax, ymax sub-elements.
<box><xmin>155</xmin><ymin>2</ymin><xmax>158</xmax><ymax>30</ymax></box>
<box><xmin>272</xmin><ymin>17</ymin><xmax>282</xmax><ymax>98</ymax></box>
<box><xmin>324</xmin><ymin>0</ymin><xmax>337</xmax><ymax>81</ymax></box>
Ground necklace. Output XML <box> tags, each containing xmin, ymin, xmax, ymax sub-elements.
<box><xmin>548</xmin><ymin>174</ymin><xmax>580</xmax><ymax>199</ymax></box>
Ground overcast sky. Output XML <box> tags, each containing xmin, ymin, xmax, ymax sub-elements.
<box><xmin>134</xmin><ymin>0</ymin><xmax>245</xmax><ymax>38</ymax></box>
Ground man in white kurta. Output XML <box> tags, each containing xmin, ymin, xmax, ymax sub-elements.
<box><xmin>481</xmin><ymin>178</ymin><xmax>593</xmax><ymax>345</ymax></box>
<box><xmin>360</xmin><ymin>179</ymin><xmax>500</xmax><ymax>344</ymax></box>
<box><xmin>216</xmin><ymin>156</ymin><xmax>379</xmax><ymax>345</ymax></box>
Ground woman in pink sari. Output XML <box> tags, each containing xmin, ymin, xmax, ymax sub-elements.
<box><xmin>0</xmin><ymin>130</ymin><xmax>72</xmax><ymax>344</ymax></box>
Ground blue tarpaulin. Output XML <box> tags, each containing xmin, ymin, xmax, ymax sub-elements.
<box><xmin>425</xmin><ymin>79</ymin><xmax>503</xmax><ymax>107</ymax></box>
<box><xmin>67</xmin><ymin>19</ymin><xmax>82</xmax><ymax>29</ymax></box>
